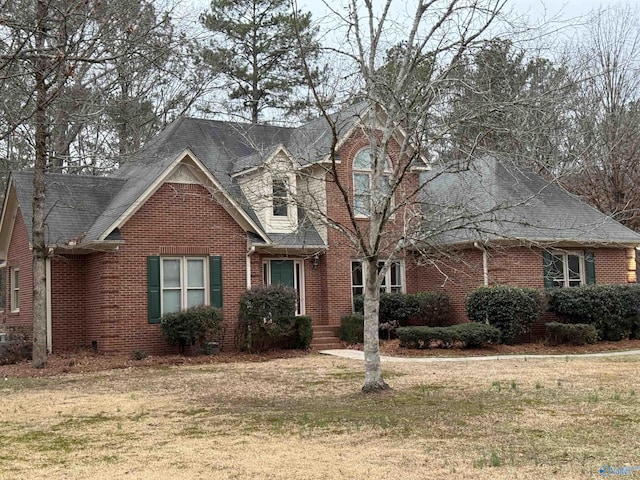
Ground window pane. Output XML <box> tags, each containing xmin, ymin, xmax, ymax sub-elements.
<box><xmin>187</xmin><ymin>259</ymin><xmax>204</xmax><ymax>288</ymax></box>
<box><xmin>163</xmin><ymin>290</ymin><xmax>181</xmax><ymax>314</ymax></box>
<box><xmin>353</xmin><ymin>149</ymin><xmax>372</xmax><ymax>170</ymax></box>
<box><xmin>273</xmin><ymin>179</ymin><xmax>288</xmax><ymax>216</ymax></box>
<box><xmin>351</xmin><ymin>261</ymin><xmax>363</xmax><ymax>287</ymax></box>
<box><xmin>163</xmin><ymin>259</ymin><xmax>181</xmax><ymax>288</ymax></box>
<box><xmin>186</xmin><ymin>289</ymin><xmax>205</xmax><ymax>308</ymax></box>
<box><xmin>354</xmin><ymin>194</ymin><xmax>370</xmax><ymax>216</ymax></box>
<box><xmin>354</xmin><ymin>173</ymin><xmax>370</xmax><ymax>194</ymax></box>
<box><xmin>567</xmin><ymin>255</ymin><xmax>581</xmax><ymax>280</ymax></box>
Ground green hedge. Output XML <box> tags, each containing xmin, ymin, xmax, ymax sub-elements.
<box><xmin>547</xmin><ymin>285</ymin><xmax>640</xmax><ymax>341</ymax></box>
<box><xmin>294</xmin><ymin>316</ymin><xmax>313</xmax><ymax>349</ymax></box>
<box><xmin>397</xmin><ymin>323</ymin><xmax>501</xmax><ymax>349</ymax></box>
<box><xmin>353</xmin><ymin>291</ymin><xmax>450</xmax><ymax>330</ymax></box>
<box><xmin>466</xmin><ymin>286</ymin><xmax>544</xmax><ymax>343</ymax></box>
<box><xmin>545</xmin><ymin>322</ymin><xmax>598</xmax><ymax>346</ymax></box>
<box><xmin>409</xmin><ymin>291</ymin><xmax>452</xmax><ymax>326</ymax></box>
<box><xmin>339</xmin><ymin>314</ymin><xmax>364</xmax><ymax>344</ymax></box>
<box><xmin>160</xmin><ymin>305</ymin><xmax>224</xmax><ymax>353</ymax></box>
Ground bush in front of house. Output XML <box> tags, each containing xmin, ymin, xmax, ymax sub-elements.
<box><xmin>545</xmin><ymin>322</ymin><xmax>598</xmax><ymax>346</ymax></box>
<box><xmin>294</xmin><ymin>315</ymin><xmax>313</xmax><ymax>349</ymax></box>
<box><xmin>353</xmin><ymin>292</ymin><xmax>421</xmax><ymax>337</ymax></box>
<box><xmin>465</xmin><ymin>286</ymin><xmax>544</xmax><ymax>343</ymax></box>
<box><xmin>339</xmin><ymin>314</ymin><xmax>364</xmax><ymax>344</ymax></box>
<box><xmin>396</xmin><ymin>323</ymin><xmax>501</xmax><ymax>349</ymax></box>
<box><xmin>547</xmin><ymin>284</ymin><xmax>640</xmax><ymax>341</ymax></box>
<box><xmin>0</xmin><ymin>327</ymin><xmax>32</xmax><ymax>365</ymax></box>
<box><xmin>407</xmin><ymin>291</ymin><xmax>452</xmax><ymax>326</ymax></box>
<box><xmin>160</xmin><ymin>305</ymin><xmax>224</xmax><ymax>354</ymax></box>
<box><xmin>236</xmin><ymin>284</ymin><xmax>298</xmax><ymax>352</ymax></box>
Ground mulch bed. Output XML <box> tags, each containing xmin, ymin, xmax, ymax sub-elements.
<box><xmin>3</xmin><ymin>339</ymin><xmax>640</xmax><ymax>378</ymax></box>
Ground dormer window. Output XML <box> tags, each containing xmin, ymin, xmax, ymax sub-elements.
<box><xmin>353</xmin><ymin>148</ymin><xmax>392</xmax><ymax>217</ymax></box>
<box><xmin>272</xmin><ymin>178</ymin><xmax>288</xmax><ymax>217</ymax></box>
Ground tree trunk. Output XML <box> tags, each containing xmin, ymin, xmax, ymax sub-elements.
<box><xmin>361</xmin><ymin>257</ymin><xmax>388</xmax><ymax>393</ymax></box>
<box><xmin>32</xmin><ymin>0</ymin><xmax>49</xmax><ymax>368</ymax></box>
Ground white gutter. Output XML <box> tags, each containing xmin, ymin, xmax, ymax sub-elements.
<box><xmin>473</xmin><ymin>242</ymin><xmax>489</xmax><ymax>287</ymax></box>
<box><xmin>246</xmin><ymin>245</ymin><xmax>256</xmax><ymax>289</ymax></box>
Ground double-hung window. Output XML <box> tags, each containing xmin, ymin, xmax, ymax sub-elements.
<box><xmin>351</xmin><ymin>260</ymin><xmax>404</xmax><ymax>310</ymax></box>
<box><xmin>272</xmin><ymin>178</ymin><xmax>289</xmax><ymax>217</ymax></box>
<box><xmin>353</xmin><ymin>148</ymin><xmax>392</xmax><ymax>217</ymax></box>
<box><xmin>543</xmin><ymin>251</ymin><xmax>594</xmax><ymax>288</ymax></box>
<box><xmin>161</xmin><ymin>257</ymin><xmax>207</xmax><ymax>314</ymax></box>
<box><xmin>11</xmin><ymin>268</ymin><xmax>19</xmax><ymax>312</ymax></box>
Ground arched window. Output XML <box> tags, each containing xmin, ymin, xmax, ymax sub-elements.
<box><xmin>353</xmin><ymin>148</ymin><xmax>392</xmax><ymax>217</ymax></box>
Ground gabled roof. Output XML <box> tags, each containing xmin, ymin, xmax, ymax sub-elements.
<box><xmin>422</xmin><ymin>156</ymin><xmax>640</xmax><ymax>247</ymax></box>
<box><xmin>8</xmin><ymin>171</ymin><xmax>125</xmax><ymax>246</ymax></box>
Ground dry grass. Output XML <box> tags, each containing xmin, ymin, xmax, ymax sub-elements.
<box><xmin>1</xmin><ymin>353</ymin><xmax>639</xmax><ymax>479</ymax></box>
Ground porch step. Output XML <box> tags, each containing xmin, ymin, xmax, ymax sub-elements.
<box><xmin>310</xmin><ymin>325</ymin><xmax>342</xmax><ymax>350</ymax></box>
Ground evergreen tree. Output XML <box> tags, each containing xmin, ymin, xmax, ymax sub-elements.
<box><xmin>200</xmin><ymin>0</ymin><xmax>320</xmax><ymax>124</ymax></box>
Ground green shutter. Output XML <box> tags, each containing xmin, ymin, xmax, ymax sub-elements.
<box><xmin>209</xmin><ymin>256</ymin><xmax>223</xmax><ymax>308</ymax></box>
<box><xmin>585</xmin><ymin>252</ymin><xmax>596</xmax><ymax>285</ymax></box>
<box><xmin>542</xmin><ymin>251</ymin><xmax>554</xmax><ymax>289</ymax></box>
<box><xmin>147</xmin><ymin>256</ymin><xmax>161</xmax><ymax>324</ymax></box>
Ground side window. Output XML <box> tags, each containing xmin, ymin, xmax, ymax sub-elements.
<box><xmin>543</xmin><ymin>251</ymin><xmax>592</xmax><ymax>288</ymax></box>
<box><xmin>11</xmin><ymin>268</ymin><xmax>19</xmax><ymax>312</ymax></box>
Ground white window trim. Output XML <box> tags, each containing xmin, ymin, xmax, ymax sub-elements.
<box><xmin>351</xmin><ymin>260</ymin><xmax>405</xmax><ymax>310</ymax></box>
<box><xmin>262</xmin><ymin>258</ymin><xmax>305</xmax><ymax>316</ymax></box>
<box><xmin>11</xmin><ymin>267</ymin><xmax>19</xmax><ymax>313</ymax></box>
<box><xmin>160</xmin><ymin>257</ymin><xmax>208</xmax><ymax>315</ymax></box>
<box><xmin>549</xmin><ymin>251</ymin><xmax>586</xmax><ymax>288</ymax></box>
<box><xmin>267</xmin><ymin>173</ymin><xmax>297</xmax><ymax>231</ymax></box>
<box><xmin>352</xmin><ymin>148</ymin><xmax>393</xmax><ymax>218</ymax></box>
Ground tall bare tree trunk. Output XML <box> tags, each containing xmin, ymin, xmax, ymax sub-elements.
<box><xmin>362</xmin><ymin>256</ymin><xmax>388</xmax><ymax>392</ymax></box>
<box><xmin>32</xmin><ymin>0</ymin><xmax>49</xmax><ymax>368</ymax></box>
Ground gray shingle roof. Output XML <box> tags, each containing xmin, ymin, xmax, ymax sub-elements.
<box><xmin>11</xmin><ymin>171</ymin><xmax>125</xmax><ymax>245</ymax></box>
<box><xmin>421</xmin><ymin>156</ymin><xmax>640</xmax><ymax>246</ymax></box>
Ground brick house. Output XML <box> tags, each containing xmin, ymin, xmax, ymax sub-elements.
<box><xmin>0</xmin><ymin>105</ymin><xmax>639</xmax><ymax>354</ymax></box>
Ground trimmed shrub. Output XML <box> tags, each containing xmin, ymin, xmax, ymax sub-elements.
<box><xmin>397</xmin><ymin>323</ymin><xmax>501</xmax><ymax>349</ymax></box>
<box><xmin>547</xmin><ymin>285</ymin><xmax>640</xmax><ymax>341</ymax></box>
<box><xmin>294</xmin><ymin>315</ymin><xmax>313</xmax><ymax>349</ymax></box>
<box><xmin>407</xmin><ymin>291</ymin><xmax>452</xmax><ymax>326</ymax></box>
<box><xmin>339</xmin><ymin>314</ymin><xmax>364</xmax><ymax>344</ymax></box>
<box><xmin>236</xmin><ymin>284</ymin><xmax>298</xmax><ymax>351</ymax></box>
<box><xmin>454</xmin><ymin>323</ymin><xmax>502</xmax><ymax>348</ymax></box>
<box><xmin>352</xmin><ymin>293</ymin><xmax>420</xmax><ymax>337</ymax></box>
<box><xmin>466</xmin><ymin>286</ymin><xmax>544</xmax><ymax>343</ymax></box>
<box><xmin>160</xmin><ymin>305</ymin><xmax>224</xmax><ymax>353</ymax></box>
<box><xmin>545</xmin><ymin>322</ymin><xmax>598</xmax><ymax>346</ymax></box>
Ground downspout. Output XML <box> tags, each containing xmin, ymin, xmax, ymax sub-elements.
<box><xmin>246</xmin><ymin>245</ymin><xmax>256</xmax><ymax>290</ymax></box>
<box><xmin>473</xmin><ymin>242</ymin><xmax>489</xmax><ymax>287</ymax></box>
<box><xmin>46</xmin><ymin>256</ymin><xmax>52</xmax><ymax>354</ymax></box>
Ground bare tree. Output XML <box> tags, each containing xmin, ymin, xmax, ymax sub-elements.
<box><xmin>560</xmin><ymin>5</ymin><xmax>640</xmax><ymax>231</ymax></box>
<box><xmin>292</xmin><ymin>0</ymin><xmax>510</xmax><ymax>392</ymax></box>
<box><xmin>0</xmin><ymin>0</ymin><xmax>197</xmax><ymax>367</ymax></box>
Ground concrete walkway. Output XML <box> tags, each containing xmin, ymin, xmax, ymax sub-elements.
<box><xmin>319</xmin><ymin>348</ymin><xmax>640</xmax><ymax>363</ymax></box>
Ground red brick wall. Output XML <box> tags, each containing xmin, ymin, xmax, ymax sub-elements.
<box><xmin>81</xmin><ymin>182</ymin><xmax>250</xmax><ymax>355</ymax></box>
<box><xmin>50</xmin><ymin>255</ymin><xmax>87</xmax><ymax>350</ymax></box>
<box><xmin>414</xmin><ymin>245</ymin><xmax>635</xmax><ymax>327</ymax></box>
<box><xmin>3</xmin><ymin>207</ymin><xmax>33</xmax><ymax>334</ymax></box>
<box><xmin>320</xmin><ymin>131</ymin><xmax>420</xmax><ymax>326</ymax></box>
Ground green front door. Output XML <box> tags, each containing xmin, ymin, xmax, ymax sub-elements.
<box><xmin>270</xmin><ymin>260</ymin><xmax>295</xmax><ymax>288</ymax></box>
